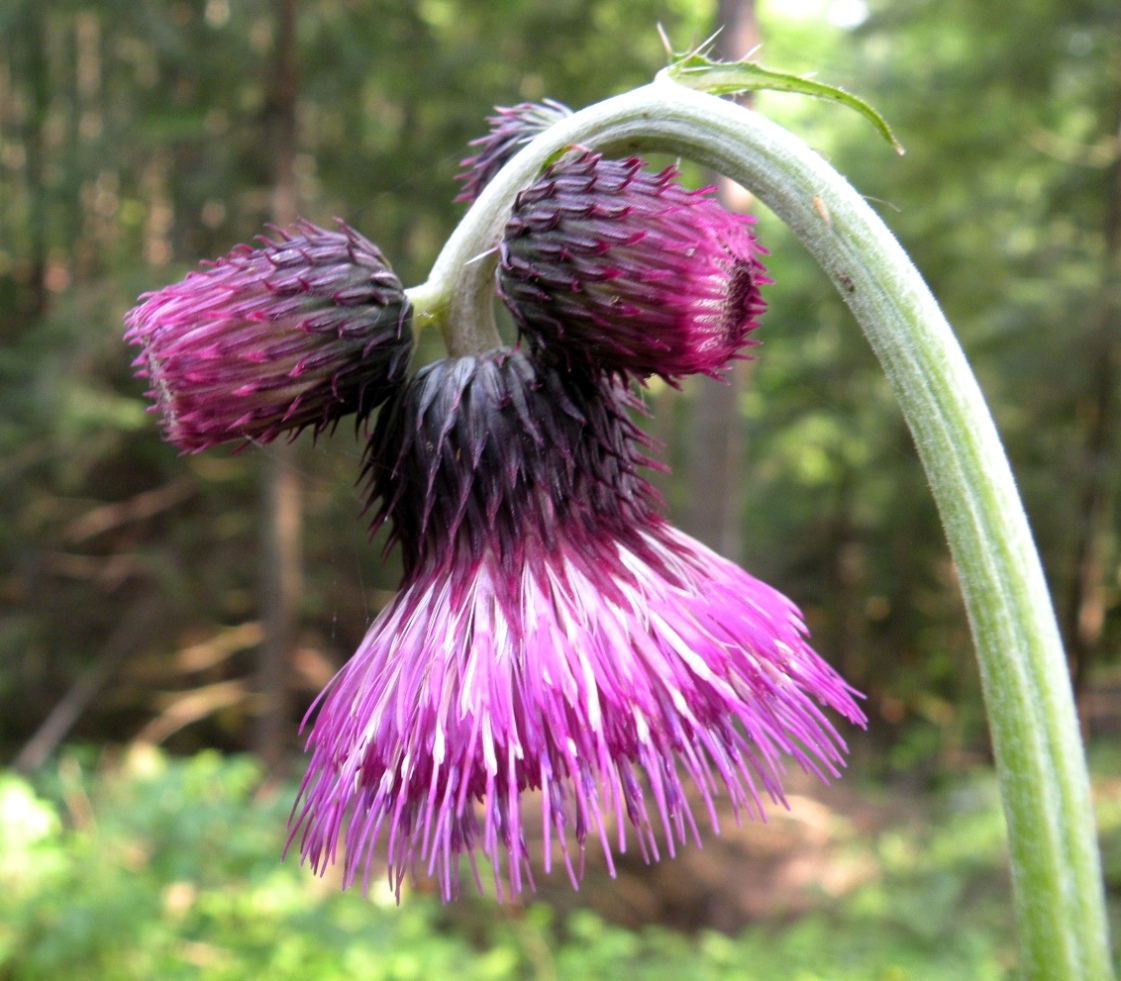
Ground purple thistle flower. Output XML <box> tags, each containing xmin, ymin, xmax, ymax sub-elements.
<box><xmin>124</xmin><ymin>219</ymin><xmax>412</xmax><ymax>452</ymax></box>
<box><xmin>455</xmin><ymin>99</ymin><xmax>573</xmax><ymax>204</ymax></box>
<box><xmin>288</xmin><ymin>349</ymin><xmax>865</xmax><ymax>901</ymax></box>
<box><xmin>498</xmin><ymin>151</ymin><xmax>769</xmax><ymax>383</ymax></box>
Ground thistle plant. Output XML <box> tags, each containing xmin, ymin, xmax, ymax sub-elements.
<box><xmin>125</xmin><ymin>48</ymin><xmax>1114</xmax><ymax>981</ymax></box>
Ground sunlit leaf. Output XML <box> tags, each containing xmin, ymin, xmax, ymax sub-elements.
<box><xmin>661</xmin><ymin>44</ymin><xmax>904</xmax><ymax>155</ymax></box>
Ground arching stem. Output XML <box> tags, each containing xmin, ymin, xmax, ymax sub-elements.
<box><xmin>410</xmin><ymin>80</ymin><xmax>1114</xmax><ymax>981</ymax></box>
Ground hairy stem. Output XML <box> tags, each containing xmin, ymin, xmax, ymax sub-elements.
<box><xmin>414</xmin><ymin>80</ymin><xmax>1113</xmax><ymax>981</ymax></box>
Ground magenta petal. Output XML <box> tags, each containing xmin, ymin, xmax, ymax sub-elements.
<box><xmin>289</xmin><ymin>520</ymin><xmax>865</xmax><ymax>902</ymax></box>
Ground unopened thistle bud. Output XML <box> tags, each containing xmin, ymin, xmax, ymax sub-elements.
<box><xmin>125</xmin><ymin>219</ymin><xmax>412</xmax><ymax>452</ymax></box>
<box><xmin>455</xmin><ymin>99</ymin><xmax>573</xmax><ymax>204</ymax></box>
<box><xmin>499</xmin><ymin>151</ymin><xmax>768</xmax><ymax>383</ymax></box>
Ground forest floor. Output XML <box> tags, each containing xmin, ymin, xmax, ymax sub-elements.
<box><xmin>524</xmin><ymin>770</ymin><xmax>928</xmax><ymax>933</ymax></box>
<box><xmin>5</xmin><ymin>746</ymin><xmax>1120</xmax><ymax>979</ymax></box>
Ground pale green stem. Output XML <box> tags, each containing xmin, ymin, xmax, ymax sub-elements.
<box><xmin>412</xmin><ymin>80</ymin><xmax>1114</xmax><ymax>980</ymax></box>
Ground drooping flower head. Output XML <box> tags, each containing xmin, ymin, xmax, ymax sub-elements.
<box><xmin>125</xmin><ymin>219</ymin><xmax>412</xmax><ymax>452</ymax></box>
<box><xmin>288</xmin><ymin>348</ymin><xmax>865</xmax><ymax>901</ymax></box>
<box><xmin>499</xmin><ymin>151</ymin><xmax>768</xmax><ymax>383</ymax></box>
<box><xmin>455</xmin><ymin>99</ymin><xmax>573</xmax><ymax>204</ymax></box>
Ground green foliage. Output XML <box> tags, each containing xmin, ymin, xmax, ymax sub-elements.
<box><xmin>7</xmin><ymin>750</ymin><xmax>1115</xmax><ymax>980</ymax></box>
<box><xmin>2</xmin><ymin>0</ymin><xmax>1120</xmax><ymax>783</ymax></box>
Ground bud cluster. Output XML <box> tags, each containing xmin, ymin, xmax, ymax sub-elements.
<box><xmin>124</xmin><ymin>97</ymin><xmax>862</xmax><ymax>903</ymax></box>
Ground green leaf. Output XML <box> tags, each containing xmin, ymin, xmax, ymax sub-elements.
<box><xmin>661</xmin><ymin>46</ymin><xmax>905</xmax><ymax>155</ymax></box>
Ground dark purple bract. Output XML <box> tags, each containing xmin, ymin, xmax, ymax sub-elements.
<box><xmin>455</xmin><ymin>99</ymin><xmax>573</xmax><ymax>205</ymax></box>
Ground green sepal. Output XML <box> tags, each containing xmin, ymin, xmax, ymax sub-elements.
<box><xmin>660</xmin><ymin>46</ymin><xmax>904</xmax><ymax>155</ymax></box>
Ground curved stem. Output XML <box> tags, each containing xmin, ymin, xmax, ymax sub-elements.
<box><xmin>419</xmin><ymin>81</ymin><xmax>1113</xmax><ymax>979</ymax></box>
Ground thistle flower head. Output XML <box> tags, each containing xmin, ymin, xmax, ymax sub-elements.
<box><xmin>455</xmin><ymin>99</ymin><xmax>573</xmax><ymax>204</ymax></box>
<box><xmin>289</xmin><ymin>349</ymin><xmax>865</xmax><ymax>901</ymax></box>
<box><xmin>499</xmin><ymin>151</ymin><xmax>768</xmax><ymax>383</ymax></box>
<box><xmin>365</xmin><ymin>347</ymin><xmax>659</xmax><ymax>583</ymax></box>
<box><xmin>124</xmin><ymin>219</ymin><xmax>412</xmax><ymax>452</ymax></box>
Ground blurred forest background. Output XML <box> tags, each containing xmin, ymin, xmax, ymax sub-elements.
<box><xmin>2</xmin><ymin>0</ymin><xmax>1121</xmax><ymax>977</ymax></box>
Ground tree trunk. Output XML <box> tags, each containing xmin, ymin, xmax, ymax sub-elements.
<box><xmin>256</xmin><ymin>0</ymin><xmax>302</xmax><ymax>785</ymax></box>
<box><xmin>1062</xmin><ymin>100</ymin><xmax>1121</xmax><ymax>732</ymax></box>
<box><xmin>14</xmin><ymin>2</ymin><xmax>50</xmax><ymax>333</ymax></box>
<box><xmin>685</xmin><ymin>0</ymin><xmax>759</xmax><ymax>562</ymax></box>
